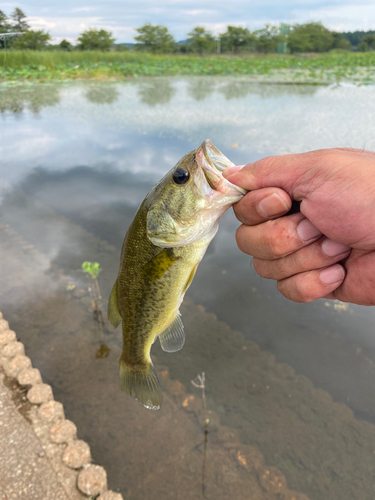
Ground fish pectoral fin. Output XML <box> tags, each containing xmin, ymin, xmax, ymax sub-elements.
<box><xmin>158</xmin><ymin>311</ymin><xmax>185</xmax><ymax>353</ymax></box>
<box><xmin>142</xmin><ymin>248</ymin><xmax>180</xmax><ymax>281</ymax></box>
<box><xmin>183</xmin><ymin>262</ymin><xmax>199</xmax><ymax>294</ymax></box>
<box><xmin>119</xmin><ymin>358</ymin><xmax>162</xmax><ymax>410</ymax></box>
<box><xmin>107</xmin><ymin>279</ymin><xmax>122</xmax><ymax>329</ymax></box>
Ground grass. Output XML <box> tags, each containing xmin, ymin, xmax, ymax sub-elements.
<box><xmin>0</xmin><ymin>50</ymin><xmax>375</xmax><ymax>83</ymax></box>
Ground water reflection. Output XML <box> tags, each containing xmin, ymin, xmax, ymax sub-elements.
<box><xmin>85</xmin><ymin>85</ymin><xmax>120</xmax><ymax>105</ymax></box>
<box><xmin>2</xmin><ymin>79</ymin><xmax>375</xmax><ymax>500</ymax></box>
<box><xmin>137</xmin><ymin>79</ymin><xmax>176</xmax><ymax>106</ymax></box>
<box><xmin>187</xmin><ymin>78</ymin><xmax>216</xmax><ymax>101</ymax></box>
<box><xmin>0</xmin><ymin>85</ymin><xmax>60</xmax><ymax>115</ymax></box>
<box><xmin>218</xmin><ymin>80</ymin><xmax>319</xmax><ymax>100</ymax></box>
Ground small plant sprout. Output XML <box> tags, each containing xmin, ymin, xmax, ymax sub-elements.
<box><xmin>82</xmin><ymin>261</ymin><xmax>101</xmax><ymax>279</ymax></box>
<box><xmin>191</xmin><ymin>372</ymin><xmax>209</xmax><ymax>496</ymax></box>
<box><xmin>81</xmin><ymin>261</ymin><xmax>108</xmax><ymax>357</ymax></box>
<box><xmin>82</xmin><ymin>261</ymin><xmax>102</xmax><ymax>311</ymax></box>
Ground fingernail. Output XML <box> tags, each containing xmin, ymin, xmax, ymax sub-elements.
<box><xmin>223</xmin><ymin>165</ymin><xmax>245</xmax><ymax>178</ymax></box>
<box><xmin>258</xmin><ymin>193</ymin><xmax>290</xmax><ymax>218</ymax></box>
<box><xmin>320</xmin><ymin>265</ymin><xmax>345</xmax><ymax>284</ymax></box>
<box><xmin>322</xmin><ymin>239</ymin><xmax>351</xmax><ymax>257</ymax></box>
<box><xmin>297</xmin><ymin>219</ymin><xmax>322</xmax><ymax>242</ymax></box>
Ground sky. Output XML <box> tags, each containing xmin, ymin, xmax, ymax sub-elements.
<box><xmin>2</xmin><ymin>0</ymin><xmax>375</xmax><ymax>44</ymax></box>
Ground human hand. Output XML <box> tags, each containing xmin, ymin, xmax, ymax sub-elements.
<box><xmin>223</xmin><ymin>148</ymin><xmax>375</xmax><ymax>305</ymax></box>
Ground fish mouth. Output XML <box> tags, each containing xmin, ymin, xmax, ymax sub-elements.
<box><xmin>197</xmin><ymin>139</ymin><xmax>246</xmax><ymax>194</ymax></box>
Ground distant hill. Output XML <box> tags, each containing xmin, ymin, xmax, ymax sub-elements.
<box><xmin>117</xmin><ymin>43</ymin><xmax>135</xmax><ymax>48</ymax></box>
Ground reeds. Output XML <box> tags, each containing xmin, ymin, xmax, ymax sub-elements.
<box><xmin>1</xmin><ymin>50</ymin><xmax>375</xmax><ymax>82</ymax></box>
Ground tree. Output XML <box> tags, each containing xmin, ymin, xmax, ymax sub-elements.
<box><xmin>254</xmin><ymin>24</ymin><xmax>281</xmax><ymax>53</ymax></box>
<box><xmin>0</xmin><ymin>10</ymin><xmax>9</xmax><ymax>32</ymax></box>
<box><xmin>59</xmin><ymin>39</ymin><xmax>73</xmax><ymax>51</ymax></box>
<box><xmin>357</xmin><ymin>41</ymin><xmax>368</xmax><ymax>52</ymax></box>
<box><xmin>0</xmin><ymin>10</ymin><xmax>11</xmax><ymax>48</ymax></box>
<box><xmin>10</xmin><ymin>7</ymin><xmax>29</xmax><ymax>32</ymax></box>
<box><xmin>12</xmin><ymin>29</ymin><xmax>51</xmax><ymax>50</ymax></box>
<box><xmin>220</xmin><ymin>26</ymin><xmax>254</xmax><ymax>53</ymax></box>
<box><xmin>77</xmin><ymin>28</ymin><xmax>115</xmax><ymax>51</ymax></box>
<box><xmin>288</xmin><ymin>22</ymin><xmax>334</xmax><ymax>53</ymax></box>
<box><xmin>341</xmin><ymin>30</ymin><xmax>375</xmax><ymax>47</ymax></box>
<box><xmin>186</xmin><ymin>27</ymin><xmax>216</xmax><ymax>55</ymax></box>
<box><xmin>332</xmin><ymin>32</ymin><xmax>352</xmax><ymax>50</ymax></box>
<box><xmin>363</xmin><ymin>34</ymin><xmax>375</xmax><ymax>50</ymax></box>
<box><xmin>135</xmin><ymin>23</ymin><xmax>176</xmax><ymax>53</ymax></box>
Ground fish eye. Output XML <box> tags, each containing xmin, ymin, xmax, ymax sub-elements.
<box><xmin>173</xmin><ymin>168</ymin><xmax>190</xmax><ymax>185</ymax></box>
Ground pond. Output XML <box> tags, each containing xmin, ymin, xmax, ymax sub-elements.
<box><xmin>1</xmin><ymin>77</ymin><xmax>375</xmax><ymax>500</ymax></box>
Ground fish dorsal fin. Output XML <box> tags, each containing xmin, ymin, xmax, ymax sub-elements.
<box><xmin>107</xmin><ymin>279</ymin><xmax>122</xmax><ymax>329</ymax></box>
<box><xmin>159</xmin><ymin>311</ymin><xmax>185</xmax><ymax>353</ymax></box>
<box><xmin>142</xmin><ymin>248</ymin><xmax>180</xmax><ymax>281</ymax></box>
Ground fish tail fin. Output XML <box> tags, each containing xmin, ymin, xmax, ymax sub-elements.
<box><xmin>119</xmin><ymin>356</ymin><xmax>163</xmax><ymax>410</ymax></box>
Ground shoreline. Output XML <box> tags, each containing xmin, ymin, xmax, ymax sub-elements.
<box><xmin>0</xmin><ymin>51</ymin><xmax>374</xmax><ymax>84</ymax></box>
<box><xmin>0</xmin><ymin>313</ymin><xmax>123</xmax><ymax>500</ymax></box>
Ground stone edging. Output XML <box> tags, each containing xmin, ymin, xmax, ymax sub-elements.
<box><xmin>0</xmin><ymin>312</ymin><xmax>122</xmax><ymax>500</ymax></box>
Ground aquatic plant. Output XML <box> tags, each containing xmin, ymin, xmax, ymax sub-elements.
<box><xmin>0</xmin><ymin>50</ymin><xmax>374</xmax><ymax>84</ymax></box>
<box><xmin>81</xmin><ymin>261</ymin><xmax>108</xmax><ymax>357</ymax></box>
<box><xmin>191</xmin><ymin>372</ymin><xmax>210</xmax><ymax>495</ymax></box>
<box><xmin>82</xmin><ymin>261</ymin><xmax>102</xmax><ymax>312</ymax></box>
<box><xmin>82</xmin><ymin>261</ymin><xmax>101</xmax><ymax>279</ymax></box>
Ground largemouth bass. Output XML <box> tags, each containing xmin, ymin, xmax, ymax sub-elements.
<box><xmin>107</xmin><ymin>139</ymin><xmax>246</xmax><ymax>410</ymax></box>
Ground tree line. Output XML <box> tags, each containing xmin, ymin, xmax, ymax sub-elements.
<box><xmin>1</xmin><ymin>8</ymin><xmax>375</xmax><ymax>54</ymax></box>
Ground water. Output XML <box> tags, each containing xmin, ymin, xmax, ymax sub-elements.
<box><xmin>1</xmin><ymin>77</ymin><xmax>375</xmax><ymax>499</ymax></box>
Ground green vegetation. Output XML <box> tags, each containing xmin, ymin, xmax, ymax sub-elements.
<box><xmin>134</xmin><ymin>23</ymin><xmax>176</xmax><ymax>53</ymax></box>
<box><xmin>220</xmin><ymin>26</ymin><xmax>255</xmax><ymax>53</ymax></box>
<box><xmin>186</xmin><ymin>27</ymin><xmax>216</xmax><ymax>55</ymax></box>
<box><xmin>1</xmin><ymin>7</ymin><xmax>375</xmax><ymax>57</ymax></box>
<box><xmin>82</xmin><ymin>261</ymin><xmax>102</xmax><ymax>279</ymax></box>
<box><xmin>0</xmin><ymin>50</ymin><xmax>375</xmax><ymax>83</ymax></box>
<box><xmin>254</xmin><ymin>24</ymin><xmax>282</xmax><ymax>53</ymax></box>
<box><xmin>12</xmin><ymin>29</ymin><xmax>51</xmax><ymax>50</ymax></box>
<box><xmin>81</xmin><ymin>261</ymin><xmax>108</xmax><ymax>358</ymax></box>
<box><xmin>342</xmin><ymin>30</ymin><xmax>375</xmax><ymax>47</ymax></box>
<box><xmin>77</xmin><ymin>28</ymin><xmax>115</xmax><ymax>51</ymax></box>
<box><xmin>0</xmin><ymin>7</ymin><xmax>374</xmax><ymax>83</ymax></box>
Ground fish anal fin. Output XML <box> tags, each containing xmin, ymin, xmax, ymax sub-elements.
<box><xmin>159</xmin><ymin>311</ymin><xmax>185</xmax><ymax>353</ymax></box>
<box><xmin>107</xmin><ymin>279</ymin><xmax>122</xmax><ymax>329</ymax></box>
<box><xmin>119</xmin><ymin>358</ymin><xmax>162</xmax><ymax>410</ymax></box>
<box><xmin>142</xmin><ymin>248</ymin><xmax>180</xmax><ymax>281</ymax></box>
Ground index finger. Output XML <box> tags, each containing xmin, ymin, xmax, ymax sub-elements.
<box><xmin>224</xmin><ymin>148</ymin><xmax>372</xmax><ymax>201</ymax></box>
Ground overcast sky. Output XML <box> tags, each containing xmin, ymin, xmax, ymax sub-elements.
<box><xmin>3</xmin><ymin>0</ymin><xmax>375</xmax><ymax>44</ymax></box>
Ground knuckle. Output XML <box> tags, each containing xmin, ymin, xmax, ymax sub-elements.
<box><xmin>264</xmin><ymin>230</ymin><xmax>287</xmax><ymax>258</ymax></box>
<box><xmin>235</xmin><ymin>225</ymin><xmax>249</xmax><ymax>254</ymax></box>
<box><xmin>253</xmin><ymin>258</ymin><xmax>271</xmax><ymax>278</ymax></box>
<box><xmin>277</xmin><ymin>276</ymin><xmax>315</xmax><ymax>303</ymax></box>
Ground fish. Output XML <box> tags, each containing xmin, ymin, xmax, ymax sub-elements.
<box><xmin>107</xmin><ymin>139</ymin><xmax>246</xmax><ymax>410</ymax></box>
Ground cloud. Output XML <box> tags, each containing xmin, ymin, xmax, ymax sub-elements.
<box><xmin>28</xmin><ymin>15</ymin><xmax>136</xmax><ymax>43</ymax></box>
<box><xmin>289</xmin><ymin>3</ymin><xmax>375</xmax><ymax>31</ymax></box>
<box><xmin>183</xmin><ymin>9</ymin><xmax>219</xmax><ymax>16</ymax></box>
<box><xmin>4</xmin><ymin>0</ymin><xmax>375</xmax><ymax>42</ymax></box>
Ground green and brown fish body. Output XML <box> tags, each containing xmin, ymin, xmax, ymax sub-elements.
<box><xmin>108</xmin><ymin>140</ymin><xmax>246</xmax><ymax>409</ymax></box>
